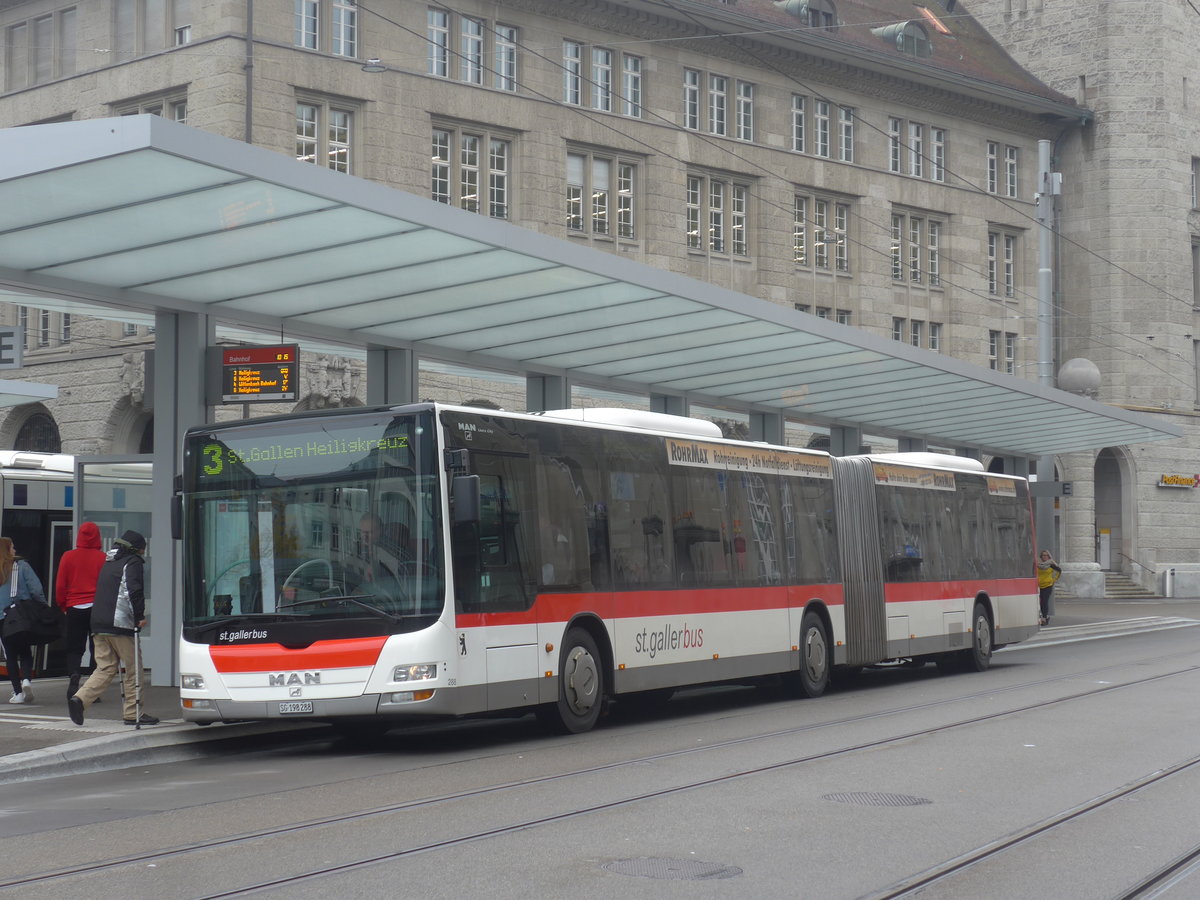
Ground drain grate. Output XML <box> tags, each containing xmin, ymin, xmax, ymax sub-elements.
<box><xmin>822</xmin><ymin>791</ymin><xmax>932</xmax><ymax>808</ymax></box>
<box><xmin>602</xmin><ymin>858</ymin><xmax>743</xmax><ymax>881</ymax></box>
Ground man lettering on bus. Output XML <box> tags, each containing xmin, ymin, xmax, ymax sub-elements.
<box><xmin>67</xmin><ymin>530</ymin><xmax>158</xmax><ymax>726</ymax></box>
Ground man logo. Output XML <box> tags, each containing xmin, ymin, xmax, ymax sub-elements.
<box><xmin>269</xmin><ymin>672</ymin><xmax>321</xmax><ymax>687</ymax></box>
<box><xmin>290</xmin><ymin>687</ymin><xmax>302</xmax><ymax>697</ymax></box>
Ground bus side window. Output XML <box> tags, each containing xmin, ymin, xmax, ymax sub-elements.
<box><xmin>605</xmin><ymin>432</ymin><xmax>673</xmax><ymax>589</ymax></box>
<box><xmin>534</xmin><ymin>425</ymin><xmax>605</xmax><ymax>590</ymax></box>
<box><xmin>473</xmin><ymin>454</ymin><xmax>536</xmax><ymax>612</ymax></box>
<box><xmin>671</xmin><ymin>466</ymin><xmax>734</xmax><ymax>587</ymax></box>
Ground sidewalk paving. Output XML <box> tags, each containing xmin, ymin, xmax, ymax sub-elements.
<box><xmin>2</xmin><ymin>597</ymin><xmax>1198</xmax><ymax>784</ymax></box>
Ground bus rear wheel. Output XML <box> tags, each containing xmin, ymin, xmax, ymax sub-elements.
<box><xmin>545</xmin><ymin>628</ymin><xmax>604</xmax><ymax>734</ymax></box>
<box><xmin>788</xmin><ymin>610</ymin><xmax>830</xmax><ymax>698</ymax></box>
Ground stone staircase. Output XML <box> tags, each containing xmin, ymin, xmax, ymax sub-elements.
<box><xmin>1103</xmin><ymin>571</ymin><xmax>1160</xmax><ymax>600</ymax></box>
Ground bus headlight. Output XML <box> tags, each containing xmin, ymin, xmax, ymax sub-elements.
<box><xmin>181</xmin><ymin>674</ymin><xmax>205</xmax><ymax>690</ymax></box>
<box><xmin>393</xmin><ymin>663</ymin><xmax>437</xmax><ymax>682</ymax></box>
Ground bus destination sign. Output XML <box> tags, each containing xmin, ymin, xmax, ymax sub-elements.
<box><xmin>221</xmin><ymin>345</ymin><xmax>298</xmax><ymax>402</ymax></box>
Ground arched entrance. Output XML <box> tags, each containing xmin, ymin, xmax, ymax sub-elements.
<box><xmin>1094</xmin><ymin>448</ymin><xmax>1130</xmax><ymax>571</ymax></box>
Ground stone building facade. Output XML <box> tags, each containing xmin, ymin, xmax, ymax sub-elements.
<box><xmin>3</xmin><ymin>1</ymin><xmax>1140</xmax><ymax>572</ymax></box>
<box><xmin>968</xmin><ymin>0</ymin><xmax>1200</xmax><ymax>594</ymax></box>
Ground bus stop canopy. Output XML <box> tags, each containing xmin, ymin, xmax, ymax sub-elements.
<box><xmin>0</xmin><ymin>379</ymin><xmax>57</xmax><ymax>407</ymax></box>
<box><xmin>0</xmin><ymin>116</ymin><xmax>1180</xmax><ymax>458</ymax></box>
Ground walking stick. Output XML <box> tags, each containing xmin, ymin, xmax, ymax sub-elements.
<box><xmin>133</xmin><ymin>626</ymin><xmax>142</xmax><ymax>730</ymax></box>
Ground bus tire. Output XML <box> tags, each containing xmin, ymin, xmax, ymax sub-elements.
<box><xmin>547</xmin><ymin>628</ymin><xmax>604</xmax><ymax>734</ymax></box>
<box><xmin>796</xmin><ymin>610</ymin><xmax>831</xmax><ymax>698</ymax></box>
<box><xmin>964</xmin><ymin>602</ymin><xmax>993</xmax><ymax>672</ymax></box>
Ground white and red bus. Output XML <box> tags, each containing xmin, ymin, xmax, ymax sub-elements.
<box><xmin>177</xmin><ymin>404</ymin><xmax>1038</xmax><ymax>733</ymax></box>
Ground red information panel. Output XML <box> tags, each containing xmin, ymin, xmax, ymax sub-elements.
<box><xmin>221</xmin><ymin>345</ymin><xmax>298</xmax><ymax>402</ymax></box>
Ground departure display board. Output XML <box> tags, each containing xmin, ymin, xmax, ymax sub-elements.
<box><xmin>221</xmin><ymin>345</ymin><xmax>298</xmax><ymax>402</ymax></box>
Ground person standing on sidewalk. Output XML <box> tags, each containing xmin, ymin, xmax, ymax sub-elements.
<box><xmin>1037</xmin><ymin>549</ymin><xmax>1062</xmax><ymax>626</ymax></box>
<box><xmin>54</xmin><ymin>521</ymin><xmax>106</xmax><ymax>699</ymax></box>
<box><xmin>67</xmin><ymin>530</ymin><xmax>159</xmax><ymax>726</ymax></box>
<box><xmin>0</xmin><ymin>537</ymin><xmax>47</xmax><ymax>704</ymax></box>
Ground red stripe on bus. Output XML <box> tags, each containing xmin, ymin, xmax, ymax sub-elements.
<box><xmin>454</xmin><ymin>584</ymin><xmax>845</xmax><ymax>628</ymax></box>
<box><xmin>883</xmin><ymin>578</ymin><xmax>1037</xmax><ymax>604</ymax></box>
<box><xmin>209</xmin><ymin>636</ymin><xmax>389</xmax><ymax>672</ymax></box>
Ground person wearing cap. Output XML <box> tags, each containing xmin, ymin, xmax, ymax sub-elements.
<box><xmin>67</xmin><ymin>530</ymin><xmax>159</xmax><ymax>726</ymax></box>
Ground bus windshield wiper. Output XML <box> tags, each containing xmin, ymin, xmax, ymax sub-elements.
<box><xmin>278</xmin><ymin>594</ymin><xmax>401</xmax><ymax>624</ymax></box>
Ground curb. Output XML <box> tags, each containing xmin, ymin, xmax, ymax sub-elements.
<box><xmin>0</xmin><ymin>720</ymin><xmax>332</xmax><ymax>785</ymax></box>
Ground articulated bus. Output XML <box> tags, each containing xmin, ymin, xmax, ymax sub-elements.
<box><xmin>177</xmin><ymin>404</ymin><xmax>1039</xmax><ymax>734</ymax></box>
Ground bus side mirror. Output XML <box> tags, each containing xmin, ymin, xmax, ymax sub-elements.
<box><xmin>452</xmin><ymin>475</ymin><xmax>481</xmax><ymax>525</ymax></box>
<box><xmin>171</xmin><ymin>494</ymin><xmax>182</xmax><ymax>540</ymax></box>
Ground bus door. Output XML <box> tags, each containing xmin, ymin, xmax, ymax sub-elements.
<box><xmin>830</xmin><ymin>457</ymin><xmax>887</xmax><ymax>665</ymax></box>
<box><xmin>460</xmin><ymin>448</ymin><xmax>541</xmax><ymax>712</ymax></box>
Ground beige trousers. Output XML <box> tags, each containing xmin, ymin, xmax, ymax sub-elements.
<box><xmin>74</xmin><ymin>633</ymin><xmax>140</xmax><ymax>721</ymax></box>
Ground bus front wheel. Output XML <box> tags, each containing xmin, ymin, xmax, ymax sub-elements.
<box><xmin>545</xmin><ymin>628</ymin><xmax>605</xmax><ymax>734</ymax></box>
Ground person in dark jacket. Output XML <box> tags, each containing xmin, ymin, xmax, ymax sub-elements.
<box><xmin>55</xmin><ymin>521</ymin><xmax>106</xmax><ymax>698</ymax></box>
<box><xmin>0</xmin><ymin>536</ymin><xmax>48</xmax><ymax>704</ymax></box>
<box><xmin>67</xmin><ymin>530</ymin><xmax>158</xmax><ymax>726</ymax></box>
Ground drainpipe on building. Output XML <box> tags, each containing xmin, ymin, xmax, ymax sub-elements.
<box><xmin>244</xmin><ymin>0</ymin><xmax>254</xmax><ymax>143</ymax></box>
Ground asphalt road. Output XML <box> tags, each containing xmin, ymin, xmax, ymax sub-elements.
<box><xmin>2</xmin><ymin>602</ymin><xmax>1199</xmax><ymax>899</ymax></box>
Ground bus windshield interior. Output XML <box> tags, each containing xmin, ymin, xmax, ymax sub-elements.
<box><xmin>182</xmin><ymin>412</ymin><xmax>443</xmax><ymax>637</ymax></box>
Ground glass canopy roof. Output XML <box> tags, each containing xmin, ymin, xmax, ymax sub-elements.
<box><xmin>0</xmin><ymin>116</ymin><xmax>1179</xmax><ymax>458</ymax></box>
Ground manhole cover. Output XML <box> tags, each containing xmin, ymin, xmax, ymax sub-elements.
<box><xmin>602</xmin><ymin>857</ymin><xmax>743</xmax><ymax>880</ymax></box>
<box><xmin>822</xmin><ymin>791</ymin><xmax>932</xmax><ymax>807</ymax></box>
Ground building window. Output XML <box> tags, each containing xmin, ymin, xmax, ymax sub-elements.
<box><xmin>428</xmin><ymin>9</ymin><xmax>450</xmax><ymax>76</ymax></box>
<box><xmin>988</xmin><ymin>330</ymin><xmax>1000</xmax><ymax>369</ymax></box>
<box><xmin>1192</xmin><ymin>158</ymin><xmax>1200</xmax><ymax>209</ymax></box>
<box><xmin>892</xmin><ymin>318</ymin><xmax>905</xmax><ymax>342</ymax></box>
<box><xmin>567</xmin><ymin>151</ymin><xmax>637</xmax><ymax>238</ymax></box>
<box><xmin>14</xmin><ymin>413</ymin><xmax>61</xmax><ymax>453</ymax></box>
<box><xmin>6</xmin><ymin>7</ymin><xmax>76</xmax><ymax>89</ymax></box>
<box><xmin>795</xmin><ymin>191</ymin><xmax>850</xmax><ymax>272</ymax></box>
<box><xmin>910</xmin><ymin>320</ymin><xmax>923</xmax><ymax>348</ymax></box>
<box><xmin>38</xmin><ymin>310</ymin><xmax>50</xmax><ymax>348</ymax></box>
<box><xmin>494</xmin><ymin>25</ymin><xmax>518</xmax><ymax>92</ymax></box>
<box><xmin>563</xmin><ymin>40</ymin><xmax>641</xmax><ymax>116</ymax></box>
<box><xmin>115</xmin><ymin>93</ymin><xmax>188</xmax><ymax>123</ymax></box>
<box><xmin>794</xmin><ymin>303</ymin><xmax>811</xmax><ymax>314</ymax></box>
<box><xmin>432</xmin><ymin>126</ymin><xmax>511</xmax><ymax>218</ymax></box>
<box><xmin>428</xmin><ymin>11</ymin><xmax>518</xmax><ymax>88</ymax></box>
<box><xmin>928</xmin><ymin>221</ymin><xmax>942</xmax><ymax>287</ymax></box>
<box><xmin>814</xmin><ymin>101</ymin><xmax>830</xmax><ymax>157</ymax></box>
<box><xmin>929</xmin><ymin>322</ymin><xmax>942</xmax><ymax>352</ymax></box>
<box><xmin>839</xmin><ymin>107</ymin><xmax>854</xmax><ymax>162</ymax></box>
<box><xmin>296</xmin><ymin>99</ymin><xmax>354</xmax><ymax>173</ymax></box>
<box><xmin>987</xmin><ymin>231</ymin><xmax>1016</xmax><ymax>297</ymax></box>
<box><xmin>116</xmin><ymin>0</ymin><xmax>191</xmax><ymax>57</ymax></box>
<box><xmin>708</xmin><ymin>75</ymin><xmax>728</xmax><ymax>136</ymax></box>
<box><xmin>622</xmin><ymin>55</ymin><xmax>642</xmax><ymax>117</ymax></box>
<box><xmin>893</xmin><ymin>211</ymin><xmax>943</xmax><ymax>286</ymax></box>
<box><xmin>562</xmin><ymin>40</ymin><xmax>581</xmax><ymax>103</ymax></box>
<box><xmin>792</xmin><ymin>95</ymin><xmax>806</xmax><ymax>153</ymax></box>
<box><xmin>736</xmin><ymin>81</ymin><xmax>754</xmax><ymax>142</ymax></box>
<box><xmin>931</xmin><ymin>128</ymin><xmax>946</xmax><ymax>183</ymax></box>
<box><xmin>1005</xmin><ymin>332</ymin><xmax>1017</xmax><ymax>374</ymax></box>
<box><xmin>1003</xmin><ymin>233</ymin><xmax>1016</xmax><ymax>297</ymax></box>
<box><xmin>816</xmin><ymin>307</ymin><xmax>831</xmax><ymax>320</ymax></box>
<box><xmin>888</xmin><ymin>117</ymin><xmax>902</xmax><ymax>173</ymax></box>
<box><xmin>836</xmin><ymin>309</ymin><xmax>851</xmax><ymax>325</ymax></box>
<box><xmin>988</xmin><ymin>142</ymin><xmax>1019</xmax><ymax>196</ymax></box>
<box><xmin>61</xmin><ymin>313</ymin><xmax>71</xmax><ymax>344</ymax></box>
<box><xmin>123</xmin><ymin>322</ymin><xmax>139</xmax><ymax>337</ymax></box>
<box><xmin>684</xmin><ymin>69</ymin><xmax>701</xmax><ymax>130</ymax></box>
<box><xmin>687</xmin><ymin>174</ymin><xmax>750</xmax><ymax>256</ymax></box>
<box><xmin>461</xmin><ymin>17</ymin><xmax>484</xmax><ymax>84</ymax></box>
<box><xmin>591</xmin><ymin>47</ymin><xmax>613</xmax><ymax>111</ymax></box>
<box><xmin>908</xmin><ymin>123</ymin><xmax>924</xmax><ymax>178</ymax></box>
<box><xmin>331</xmin><ymin>0</ymin><xmax>356</xmax><ymax>57</ymax></box>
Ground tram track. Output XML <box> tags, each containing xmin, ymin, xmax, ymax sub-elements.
<box><xmin>861</xmin><ymin>753</ymin><xmax>1200</xmax><ymax>899</ymax></box>
<box><xmin>4</xmin><ymin>658</ymin><xmax>1199</xmax><ymax>896</ymax></box>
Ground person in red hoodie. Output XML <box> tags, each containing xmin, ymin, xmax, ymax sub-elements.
<box><xmin>55</xmin><ymin>522</ymin><xmax>106</xmax><ymax>698</ymax></box>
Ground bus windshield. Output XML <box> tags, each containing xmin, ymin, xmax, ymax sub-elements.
<box><xmin>181</xmin><ymin>411</ymin><xmax>443</xmax><ymax>640</ymax></box>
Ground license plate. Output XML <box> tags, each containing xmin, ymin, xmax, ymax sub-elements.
<box><xmin>278</xmin><ymin>701</ymin><xmax>313</xmax><ymax>714</ymax></box>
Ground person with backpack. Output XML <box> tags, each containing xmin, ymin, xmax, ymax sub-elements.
<box><xmin>0</xmin><ymin>537</ymin><xmax>48</xmax><ymax>704</ymax></box>
<box><xmin>55</xmin><ymin>521</ymin><xmax>106</xmax><ymax>699</ymax></box>
<box><xmin>67</xmin><ymin>530</ymin><xmax>158</xmax><ymax>726</ymax></box>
